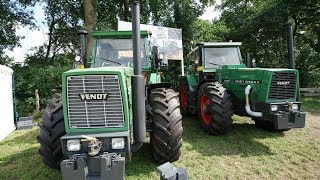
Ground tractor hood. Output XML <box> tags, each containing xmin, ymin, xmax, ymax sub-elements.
<box><xmin>63</xmin><ymin>66</ymin><xmax>134</xmax><ymax>78</ymax></box>
<box><xmin>216</xmin><ymin>65</ymin><xmax>299</xmax><ymax>103</ymax></box>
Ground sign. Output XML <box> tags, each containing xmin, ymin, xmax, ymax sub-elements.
<box><xmin>118</xmin><ymin>20</ymin><xmax>183</xmax><ymax>60</ymax></box>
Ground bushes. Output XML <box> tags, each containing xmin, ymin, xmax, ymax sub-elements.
<box><xmin>13</xmin><ymin>54</ymin><xmax>73</xmax><ymax>117</ymax></box>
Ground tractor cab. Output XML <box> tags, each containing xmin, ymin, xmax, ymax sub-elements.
<box><xmin>91</xmin><ymin>31</ymin><xmax>149</xmax><ymax>68</ymax></box>
<box><xmin>187</xmin><ymin>42</ymin><xmax>244</xmax><ymax>74</ymax></box>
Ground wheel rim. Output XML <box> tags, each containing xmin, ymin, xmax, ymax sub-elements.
<box><xmin>200</xmin><ymin>95</ymin><xmax>211</xmax><ymax>125</ymax></box>
<box><xmin>180</xmin><ymin>86</ymin><xmax>187</xmax><ymax>110</ymax></box>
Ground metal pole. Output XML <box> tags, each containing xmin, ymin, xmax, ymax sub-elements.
<box><xmin>181</xmin><ymin>60</ymin><xmax>185</xmax><ymax>76</ymax></box>
<box><xmin>286</xmin><ymin>23</ymin><xmax>294</xmax><ymax>69</ymax></box>
<box><xmin>132</xmin><ymin>1</ymin><xmax>141</xmax><ymax>75</ymax></box>
<box><xmin>78</xmin><ymin>30</ymin><xmax>88</xmax><ymax>67</ymax></box>
<box><xmin>246</xmin><ymin>52</ymin><xmax>250</xmax><ymax>67</ymax></box>
<box><xmin>131</xmin><ymin>0</ymin><xmax>146</xmax><ymax>151</ymax></box>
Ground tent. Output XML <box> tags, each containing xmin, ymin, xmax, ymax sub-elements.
<box><xmin>0</xmin><ymin>65</ymin><xmax>15</xmax><ymax>141</ymax></box>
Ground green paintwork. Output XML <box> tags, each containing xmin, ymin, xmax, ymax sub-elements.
<box><xmin>62</xmin><ymin>67</ymin><xmax>133</xmax><ymax>133</ymax></box>
<box><xmin>186</xmin><ymin>74</ymin><xmax>198</xmax><ymax>86</ymax></box>
<box><xmin>215</xmin><ymin>66</ymin><xmax>299</xmax><ymax>103</ymax></box>
<box><xmin>148</xmin><ymin>73</ymin><xmax>161</xmax><ymax>84</ymax></box>
<box><xmin>62</xmin><ymin>30</ymin><xmax>168</xmax><ymax>134</ymax></box>
<box><xmin>92</xmin><ymin>31</ymin><xmax>148</xmax><ymax>38</ymax></box>
<box><xmin>185</xmin><ymin>42</ymin><xmax>301</xmax><ymax>105</ymax></box>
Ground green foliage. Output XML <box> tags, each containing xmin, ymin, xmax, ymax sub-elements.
<box><xmin>0</xmin><ymin>0</ymin><xmax>35</xmax><ymax>53</ymax></box>
<box><xmin>192</xmin><ymin>19</ymin><xmax>230</xmax><ymax>42</ymax></box>
<box><xmin>13</xmin><ymin>53</ymin><xmax>74</xmax><ymax>116</ymax></box>
<box><xmin>301</xmin><ymin>96</ymin><xmax>320</xmax><ymax>113</ymax></box>
<box><xmin>218</xmin><ymin>0</ymin><xmax>320</xmax><ymax>87</ymax></box>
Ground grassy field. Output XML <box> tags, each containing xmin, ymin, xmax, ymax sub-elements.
<box><xmin>0</xmin><ymin>98</ymin><xmax>319</xmax><ymax>179</ymax></box>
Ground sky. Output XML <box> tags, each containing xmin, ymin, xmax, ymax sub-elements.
<box><xmin>5</xmin><ymin>2</ymin><xmax>221</xmax><ymax>63</ymax></box>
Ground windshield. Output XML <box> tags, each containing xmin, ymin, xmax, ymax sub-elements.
<box><xmin>94</xmin><ymin>38</ymin><xmax>146</xmax><ymax>67</ymax></box>
<box><xmin>204</xmin><ymin>47</ymin><xmax>241</xmax><ymax>68</ymax></box>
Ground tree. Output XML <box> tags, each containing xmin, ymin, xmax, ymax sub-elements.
<box><xmin>218</xmin><ymin>0</ymin><xmax>320</xmax><ymax>87</ymax></box>
<box><xmin>0</xmin><ymin>1</ymin><xmax>35</xmax><ymax>55</ymax></box>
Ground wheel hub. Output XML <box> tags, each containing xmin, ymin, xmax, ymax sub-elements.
<box><xmin>180</xmin><ymin>86</ymin><xmax>187</xmax><ymax>110</ymax></box>
<box><xmin>200</xmin><ymin>95</ymin><xmax>211</xmax><ymax>125</ymax></box>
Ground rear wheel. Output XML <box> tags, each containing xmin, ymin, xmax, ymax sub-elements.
<box><xmin>179</xmin><ymin>84</ymin><xmax>197</xmax><ymax>116</ymax></box>
<box><xmin>150</xmin><ymin>88</ymin><xmax>183</xmax><ymax>162</ymax></box>
<box><xmin>37</xmin><ymin>94</ymin><xmax>66</xmax><ymax>169</ymax></box>
<box><xmin>198</xmin><ymin>82</ymin><xmax>233</xmax><ymax>135</ymax></box>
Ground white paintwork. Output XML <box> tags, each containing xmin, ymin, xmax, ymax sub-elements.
<box><xmin>0</xmin><ymin>65</ymin><xmax>15</xmax><ymax>141</ymax></box>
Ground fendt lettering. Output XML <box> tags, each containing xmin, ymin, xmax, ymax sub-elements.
<box><xmin>79</xmin><ymin>93</ymin><xmax>109</xmax><ymax>100</ymax></box>
<box><xmin>277</xmin><ymin>81</ymin><xmax>290</xmax><ymax>86</ymax></box>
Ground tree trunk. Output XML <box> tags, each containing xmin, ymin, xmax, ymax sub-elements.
<box><xmin>83</xmin><ymin>0</ymin><xmax>97</xmax><ymax>60</ymax></box>
<box><xmin>35</xmin><ymin>89</ymin><xmax>40</xmax><ymax>113</ymax></box>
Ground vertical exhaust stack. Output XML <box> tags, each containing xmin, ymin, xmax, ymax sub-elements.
<box><xmin>286</xmin><ymin>23</ymin><xmax>295</xmax><ymax>69</ymax></box>
<box><xmin>246</xmin><ymin>52</ymin><xmax>251</xmax><ymax>67</ymax></box>
<box><xmin>78</xmin><ymin>30</ymin><xmax>88</xmax><ymax>68</ymax></box>
<box><xmin>131</xmin><ymin>1</ymin><xmax>146</xmax><ymax>152</ymax></box>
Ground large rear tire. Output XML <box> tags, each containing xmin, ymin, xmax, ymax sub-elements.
<box><xmin>37</xmin><ymin>94</ymin><xmax>66</xmax><ymax>169</ymax></box>
<box><xmin>150</xmin><ymin>88</ymin><xmax>183</xmax><ymax>162</ymax></box>
<box><xmin>198</xmin><ymin>82</ymin><xmax>233</xmax><ymax>135</ymax></box>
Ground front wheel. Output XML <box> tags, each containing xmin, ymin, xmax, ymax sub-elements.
<box><xmin>198</xmin><ymin>82</ymin><xmax>233</xmax><ymax>135</ymax></box>
<box><xmin>150</xmin><ymin>88</ymin><xmax>183</xmax><ymax>162</ymax></box>
<box><xmin>37</xmin><ymin>93</ymin><xmax>66</xmax><ymax>169</ymax></box>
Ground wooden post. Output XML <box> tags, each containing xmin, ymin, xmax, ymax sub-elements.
<box><xmin>35</xmin><ymin>89</ymin><xmax>40</xmax><ymax>113</ymax></box>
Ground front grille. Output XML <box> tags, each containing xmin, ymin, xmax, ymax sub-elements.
<box><xmin>268</xmin><ymin>72</ymin><xmax>296</xmax><ymax>100</ymax></box>
<box><xmin>67</xmin><ymin>75</ymin><xmax>125</xmax><ymax>128</ymax></box>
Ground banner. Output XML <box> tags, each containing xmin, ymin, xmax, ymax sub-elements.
<box><xmin>118</xmin><ymin>20</ymin><xmax>183</xmax><ymax>60</ymax></box>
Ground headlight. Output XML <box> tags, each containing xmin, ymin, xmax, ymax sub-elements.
<box><xmin>111</xmin><ymin>138</ymin><xmax>125</xmax><ymax>149</ymax></box>
<box><xmin>270</xmin><ymin>105</ymin><xmax>278</xmax><ymax>111</ymax></box>
<box><xmin>67</xmin><ymin>139</ymin><xmax>81</xmax><ymax>151</ymax></box>
<box><xmin>292</xmin><ymin>104</ymin><xmax>299</xmax><ymax>110</ymax></box>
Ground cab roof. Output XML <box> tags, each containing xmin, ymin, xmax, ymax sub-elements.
<box><xmin>92</xmin><ymin>31</ymin><xmax>149</xmax><ymax>38</ymax></box>
<box><xmin>197</xmin><ymin>42</ymin><xmax>242</xmax><ymax>47</ymax></box>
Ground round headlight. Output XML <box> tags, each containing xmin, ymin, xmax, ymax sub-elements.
<box><xmin>67</xmin><ymin>139</ymin><xmax>81</xmax><ymax>151</ymax></box>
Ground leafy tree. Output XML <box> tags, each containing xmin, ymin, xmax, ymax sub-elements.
<box><xmin>0</xmin><ymin>0</ymin><xmax>35</xmax><ymax>56</ymax></box>
<box><xmin>218</xmin><ymin>0</ymin><xmax>320</xmax><ymax>87</ymax></box>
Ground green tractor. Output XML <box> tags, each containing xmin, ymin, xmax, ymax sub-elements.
<box><xmin>37</xmin><ymin>2</ymin><xmax>182</xmax><ymax>179</ymax></box>
<box><xmin>180</xmin><ymin>42</ymin><xmax>305</xmax><ymax>135</ymax></box>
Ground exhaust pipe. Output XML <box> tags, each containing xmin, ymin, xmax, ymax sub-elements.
<box><xmin>131</xmin><ymin>1</ymin><xmax>146</xmax><ymax>152</ymax></box>
<box><xmin>78</xmin><ymin>30</ymin><xmax>88</xmax><ymax>68</ymax></box>
<box><xmin>245</xmin><ymin>85</ymin><xmax>263</xmax><ymax>117</ymax></box>
<box><xmin>286</xmin><ymin>22</ymin><xmax>295</xmax><ymax>69</ymax></box>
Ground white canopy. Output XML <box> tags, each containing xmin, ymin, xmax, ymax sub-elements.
<box><xmin>0</xmin><ymin>65</ymin><xmax>15</xmax><ymax>141</ymax></box>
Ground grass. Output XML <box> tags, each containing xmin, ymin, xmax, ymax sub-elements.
<box><xmin>301</xmin><ymin>96</ymin><xmax>320</xmax><ymax>112</ymax></box>
<box><xmin>0</xmin><ymin>98</ymin><xmax>319</xmax><ymax>179</ymax></box>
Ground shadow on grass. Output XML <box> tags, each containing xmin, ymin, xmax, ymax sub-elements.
<box><xmin>182</xmin><ymin>116</ymin><xmax>285</xmax><ymax>157</ymax></box>
<box><xmin>125</xmin><ymin>141</ymin><xmax>159</xmax><ymax>178</ymax></box>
